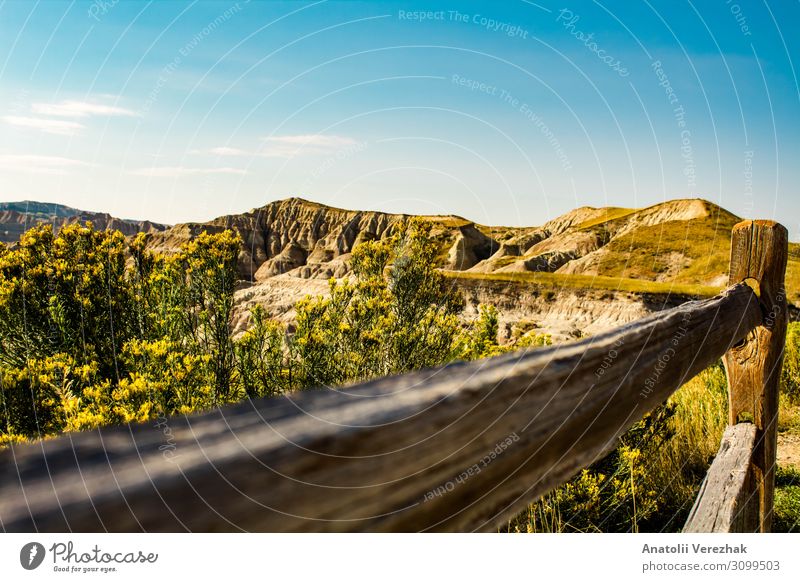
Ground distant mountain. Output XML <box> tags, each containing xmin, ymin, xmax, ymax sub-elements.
<box><xmin>5</xmin><ymin>196</ymin><xmax>797</xmax><ymax>338</ymax></box>
<box><xmin>0</xmin><ymin>200</ymin><xmax>85</xmax><ymax>219</ymax></box>
<box><xmin>0</xmin><ymin>200</ymin><xmax>170</xmax><ymax>244</ymax></box>
<box><xmin>4</xmin><ymin>196</ymin><xmax>796</xmax><ymax>306</ymax></box>
<box><xmin>142</xmin><ymin>197</ymin><xmax>494</xmax><ymax>281</ymax></box>
<box><xmin>140</xmin><ymin>196</ymin><xmax>745</xmax><ymax>289</ymax></box>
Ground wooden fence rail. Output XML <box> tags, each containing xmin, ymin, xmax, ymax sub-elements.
<box><xmin>0</xmin><ymin>221</ymin><xmax>787</xmax><ymax>533</ymax></box>
<box><xmin>684</xmin><ymin>424</ymin><xmax>758</xmax><ymax>532</ymax></box>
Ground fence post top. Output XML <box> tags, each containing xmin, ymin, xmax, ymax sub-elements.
<box><xmin>732</xmin><ymin>219</ymin><xmax>787</xmax><ymax>234</ymax></box>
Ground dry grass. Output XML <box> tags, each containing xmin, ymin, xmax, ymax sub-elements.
<box><xmin>605</xmin><ymin>365</ymin><xmax>730</xmax><ymax>532</ymax></box>
<box><xmin>786</xmin><ymin>243</ymin><xmax>800</xmax><ymax>306</ymax></box>
<box><xmin>583</xmin><ymin>217</ymin><xmax>736</xmax><ymax>285</ymax></box>
<box><xmin>443</xmin><ymin>269</ymin><xmax>722</xmax><ymax>297</ymax></box>
<box><xmin>779</xmin><ymin>397</ymin><xmax>800</xmax><ymax>434</ymax></box>
<box><xmin>654</xmin><ymin>367</ymin><xmax>729</xmax><ymax>502</ymax></box>
<box><xmin>508</xmin><ymin>366</ymin><xmax>730</xmax><ymax>533</ymax></box>
<box><xmin>575</xmin><ymin>207</ymin><xmax>636</xmax><ymax>229</ymax></box>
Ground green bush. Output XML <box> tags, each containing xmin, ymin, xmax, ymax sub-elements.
<box><xmin>235</xmin><ymin>305</ymin><xmax>286</xmax><ymax>398</ymax></box>
<box><xmin>774</xmin><ymin>465</ymin><xmax>800</xmax><ymax>533</ymax></box>
<box><xmin>290</xmin><ymin>220</ymin><xmax>467</xmax><ymax>387</ymax></box>
<box><xmin>0</xmin><ymin>223</ymin><xmax>242</xmax><ymax>442</ymax></box>
<box><xmin>0</xmin><ymin>219</ymin><xmax>500</xmax><ymax>444</ymax></box>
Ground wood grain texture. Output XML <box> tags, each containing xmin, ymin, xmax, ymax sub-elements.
<box><xmin>722</xmin><ymin>220</ymin><xmax>788</xmax><ymax>532</ymax></box>
<box><xmin>683</xmin><ymin>423</ymin><xmax>758</xmax><ymax>532</ymax></box>
<box><xmin>0</xmin><ymin>283</ymin><xmax>761</xmax><ymax>532</ymax></box>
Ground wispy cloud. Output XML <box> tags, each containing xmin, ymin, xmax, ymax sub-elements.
<box><xmin>260</xmin><ymin>134</ymin><xmax>357</xmax><ymax>158</ymax></box>
<box><xmin>3</xmin><ymin>98</ymin><xmax>138</xmax><ymax>135</ymax></box>
<box><xmin>195</xmin><ymin>135</ymin><xmax>358</xmax><ymax>159</ymax></box>
<box><xmin>129</xmin><ymin>166</ymin><xmax>247</xmax><ymax>177</ymax></box>
<box><xmin>0</xmin><ymin>154</ymin><xmax>91</xmax><ymax>174</ymax></box>
<box><xmin>207</xmin><ymin>146</ymin><xmax>250</xmax><ymax>156</ymax></box>
<box><xmin>2</xmin><ymin>115</ymin><xmax>85</xmax><ymax>136</ymax></box>
<box><xmin>31</xmin><ymin>100</ymin><xmax>138</xmax><ymax>118</ymax></box>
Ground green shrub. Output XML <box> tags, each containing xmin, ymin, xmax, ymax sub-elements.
<box><xmin>0</xmin><ymin>219</ymin><xmax>500</xmax><ymax>444</ymax></box>
<box><xmin>774</xmin><ymin>465</ymin><xmax>800</xmax><ymax>533</ymax></box>
<box><xmin>782</xmin><ymin>322</ymin><xmax>800</xmax><ymax>403</ymax></box>
<box><xmin>290</xmin><ymin>220</ymin><xmax>466</xmax><ymax>388</ymax></box>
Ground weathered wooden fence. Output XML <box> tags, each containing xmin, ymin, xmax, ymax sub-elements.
<box><xmin>0</xmin><ymin>220</ymin><xmax>787</xmax><ymax>533</ymax></box>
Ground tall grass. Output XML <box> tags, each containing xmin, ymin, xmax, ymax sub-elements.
<box><xmin>774</xmin><ymin>466</ymin><xmax>800</xmax><ymax>532</ymax></box>
<box><xmin>643</xmin><ymin>365</ymin><xmax>729</xmax><ymax>528</ymax></box>
<box><xmin>444</xmin><ymin>269</ymin><xmax>722</xmax><ymax>298</ymax></box>
<box><xmin>510</xmin><ymin>365</ymin><xmax>729</xmax><ymax>533</ymax></box>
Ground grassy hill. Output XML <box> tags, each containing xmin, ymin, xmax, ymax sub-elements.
<box><xmin>3</xmin><ymin>196</ymin><xmax>797</xmax><ymax>305</ymax></box>
<box><xmin>456</xmin><ymin>198</ymin><xmax>799</xmax><ymax>306</ymax></box>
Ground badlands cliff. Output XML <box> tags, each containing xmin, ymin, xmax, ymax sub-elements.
<box><xmin>143</xmin><ymin>196</ymin><xmax>740</xmax><ymax>288</ymax></box>
<box><xmin>5</xmin><ymin>196</ymin><xmax>796</xmax><ymax>340</ymax></box>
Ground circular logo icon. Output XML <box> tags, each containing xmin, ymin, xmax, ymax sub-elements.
<box><xmin>20</xmin><ymin>542</ymin><xmax>46</xmax><ymax>570</ymax></box>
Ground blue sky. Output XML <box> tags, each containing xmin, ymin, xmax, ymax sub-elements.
<box><xmin>0</xmin><ymin>1</ymin><xmax>798</xmax><ymax>238</ymax></box>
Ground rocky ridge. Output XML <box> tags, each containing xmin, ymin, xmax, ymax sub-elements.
<box><xmin>7</xmin><ymin>196</ymin><xmax>791</xmax><ymax>338</ymax></box>
<box><xmin>0</xmin><ymin>201</ymin><xmax>169</xmax><ymax>244</ymax></box>
<box><xmin>140</xmin><ymin>197</ymin><xmax>741</xmax><ymax>294</ymax></box>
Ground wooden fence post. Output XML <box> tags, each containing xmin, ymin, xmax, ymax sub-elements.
<box><xmin>723</xmin><ymin>220</ymin><xmax>788</xmax><ymax>532</ymax></box>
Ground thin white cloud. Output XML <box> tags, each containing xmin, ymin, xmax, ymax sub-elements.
<box><xmin>261</xmin><ymin>135</ymin><xmax>356</xmax><ymax>147</ymax></box>
<box><xmin>208</xmin><ymin>146</ymin><xmax>249</xmax><ymax>156</ymax></box>
<box><xmin>0</xmin><ymin>154</ymin><xmax>91</xmax><ymax>174</ymax></box>
<box><xmin>31</xmin><ymin>100</ymin><xmax>138</xmax><ymax>118</ymax></box>
<box><xmin>195</xmin><ymin>135</ymin><xmax>358</xmax><ymax>159</ymax></box>
<box><xmin>2</xmin><ymin>115</ymin><xmax>85</xmax><ymax>136</ymax></box>
<box><xmin>3</xmin><ymin>98</ymin><xmax>137</xmax><ymax>136</ymax></box>
<box><xmin>130</xmin><ymin>166</ymin><xmax>247</xmax><ymax>177</ymax></box>
<box><xmin>260</xmin><ymin>134</ymin><xmax>357</xmax><ymax>158</ymax></box>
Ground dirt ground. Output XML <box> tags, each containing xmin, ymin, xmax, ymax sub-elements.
<box><xmin>778</xmin><ymin>433</ymin><xmax>800</xmax><ymax>469</ymax></box>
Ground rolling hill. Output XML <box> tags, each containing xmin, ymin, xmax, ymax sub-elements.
<box><xmin>3</xmin><ymin>196</ymin><xmax>797</xmax><ymax>339</ymax></box>
<box><xmin>0</xmin><ymin>200</ymin><xmax>169</xmax><ymax>244</ymax></box>
<box><xmin>133</xmin><ymin>196</ymin><xmax>796</xmax><ymax>300</ymax></box>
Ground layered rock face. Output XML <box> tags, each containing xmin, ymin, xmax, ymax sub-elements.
<box><xmin>146</xmin><ymin>198</ymin><xmax>402</xmax><ymax>281</ymax></box>
<box><xmin>456</xmin><ymin>277</ymin><xmax>694</xmax><ymax>343</ymax></box>
<box><xmin>144</xmin><ymin>198</ymin><xmax>506</xmax><ymax>281</ymax></box>
<box><xmin>3</xmin><ymin>196</ymin><xmax>744</xmax><ymax>292</ymax></box>
<box><xmin>5</xmin><ymin>196</ymin><xmax>788</xmax><ymax>338</ymax></box>
<box><xmin>137</xmin><ymin>196</ymin><xmax>742</xmax><ymax>290</ymax></box>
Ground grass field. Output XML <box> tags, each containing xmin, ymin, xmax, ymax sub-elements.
<box><xmin>574</xmin><ymin>216</ymin><xmax>736</xmax><ymax>284</ymax></box>
<box><xmin>787</xmin><ymin>243</ymin><xmax>800</xmax><ymax>306</ymax></box>
<box><xmin>443</xmin><ymin>269</ymin><xmax>723</xmax><ymax>298</ymax></box>
<box><xmin>444</xmin><ymin>240</ymin><xmax>800</xmax><ymax>307</ymax></box>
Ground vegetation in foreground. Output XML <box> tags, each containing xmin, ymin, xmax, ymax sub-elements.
<box><xmin>509</xmin><ymin>323</ymin><xmax>800</xmax><ymax>533</ymax></box>
<box><xmin>0</xmin><ymin>220</ymin><xmax>515</xmax><ymax>446</ymax></box>
<box><xmin>0</xmin><ymin>220</ymin><xmax>798</xmax><ymax>532</ymax></box>
<box><xmin>511</xmin><ymin>365</ymin><xmax>728</xmax><ymax>532</ymax></box>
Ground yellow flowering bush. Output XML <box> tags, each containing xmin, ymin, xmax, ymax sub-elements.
<box><xmin>0</xmin><ymin>223</ymin><xmax>241</xmax><ymax>443</ymax></box>
<box><xmin>290</xmin><ymin>220</ymin><xmax>467</xmax><ymax>388</ymax></box>
<box><xmin>0</xmin><ymin>219</ymin><xmax>514</xmax><ymax>445</ymax></box>
<box><xmin>234</xmin><ymin>305</ymin><xmax>285</xmax><ymax>398</ymax></box>
<box><xmin>0</xmin><ymin>353</ymin><xmax>97</xmax><ymax>439</ymax></box>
